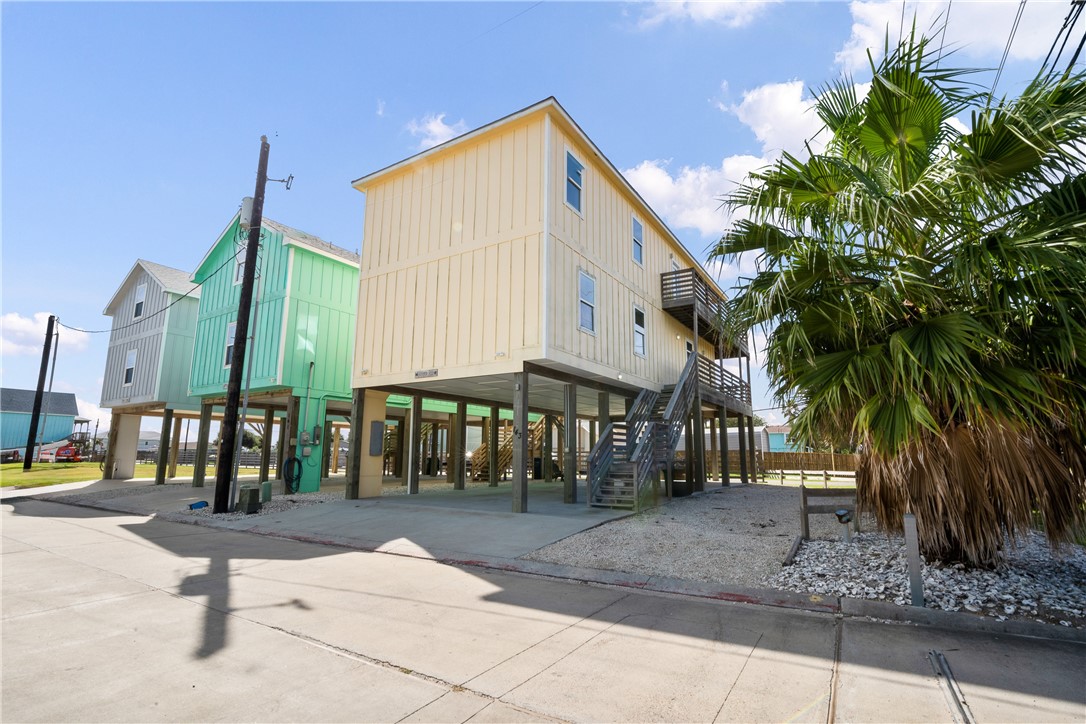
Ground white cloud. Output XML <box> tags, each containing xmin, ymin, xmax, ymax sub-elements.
<box><xmin>406</xmin><ymin>113</ymin><xmax>468</xmax><ymax>150</ymax></box>
<box><xmin>837</xmin><ymin>1</ymin><xmax>1070</xmax><ymax>72</ymax></box>
<box><xmin>638</xmin><ymin>0</ymin><xmax>777</xmax><ymax>29</ymax></box>
<box><xmin>624</xmin><ymin>154</ymin><xmax>766</xmax><ymax>238</ymax></box>
<box><xmin>376</xmin><ymin>99</ymin><xmax>386</xmax><ymax>117</ymax></box>
<box><xmin>1</xmin><ymin>312</ymin><xmax>89</xmax><ymax>357</ymax></box>
<box><xmin>730</xmin><ymin>80</ymin><xmax>826</xmax><ymax>157</ymax></box>
<box><xmin>76</xmin><ymin>397</ymin><xmax>110</xmax><ymax>431</ymax></box>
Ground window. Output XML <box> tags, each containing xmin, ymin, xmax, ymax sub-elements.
<box><xmin>686</xmin><ymin>340</ymin><xmax>694</xmax><ymax>358</ymax></box>
<box><xmin>633</xmin><ymin>306</ymin><xmax>646</xmax><ymax>357</ymax></box>
<box><xmin>632</xmin><ymin>218</ymin><xmax>644</xmax><ymax>265</ymax></box>
<box><xmin>123</xmin><ymin>349</ymin><xmax>137</xmax><ymax>386</ymax></box>
<box><xmin>234</xmin><ymin>246</ymin><xmax>246</xmax><ymax>284</ymax></box>
<box><xmin>224</xmin><ymin>322</ymin><xmax>237</xmax><ymax>367</ymax></box>
<box><xmin>566</xmin><ymin>151</ymin><xmax>584</xmax><ymax>213</ymax></box>
<box><xmin>133</xmin><ymin>284</ymin><xmax>147</xmax><ymax>319</ymax></box>
<box><xmin>578</xmin><ymin>270</ymin><xmax>595</xmax><ymax>333</ymax></box>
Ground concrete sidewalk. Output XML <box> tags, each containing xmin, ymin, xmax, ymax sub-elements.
<box><xmin>3</xmin><ymin>497</ymin><xmax>1084</xmax><ymax>722</ymax></box>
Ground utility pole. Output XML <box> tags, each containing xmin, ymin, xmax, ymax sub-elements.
<box><xmin>214</xmin><ymin>136</ymin><xmax>270</xmax><ymax>513</ymax></box>
<box><xmin>23</xmin><ymin>314</ymin><xmax>56</xmax><ymax>470</ymax></box>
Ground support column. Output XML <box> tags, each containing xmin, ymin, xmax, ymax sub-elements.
<box><xmin>273</xmin><ymin>410</ymin><xmax>286</xmax><ymax>477</ymax></box>
<box><xmin>102</xmin><ymin>411</ymin><xmax>121</xmax><ymax>480</ymax></box>
<box><xmin>563</xmin><ymin>383</ymin><xmax>577</xmax><ymax>504</ymax></box>
<box><xmin>321</xmin><ymin>420</ymin><xmax>333</xmax><ymax>480</ymax></box>
<box><xmin>331</xmin><ymin>427</ymin><xmax>341</xmax><ymax>474</ymax></box>
<box><xmin>709</xmin><ymin>416</ymin><xmax>718</xmax><ymax>483</ymax></box>
<box><xmin>428</xmin><ymin>419</ymin><xmax>440</xmax><ymax>476</ymax></box>
<box><xmin>747</xmin><ymin>413</ymin><xmax>758</xmax><ymax>483</ymax></box>
<box><xmin>737</xmin><ymin>414</ymin><xmax>749</xmax><ymax>484</ymax></box>
<box><xmin>543</xmin><ymin>415</ymin><xmax>554</xmax><ymax>482</ymax></box>
<box><xmin>259</xmin><ymin>408</ymin><xmax>274</xmax><ymax>482</ymax></box>
<box><xmin>597</xmin><ymin>392</ymin><xmax>610</xmax><ymax>432</ymax></box>
<box><xmin>684</xmin><ymin>416</ymin><xmax>693</xmax><ymax>486</ymax></box>
<box><xmin>718</xmin><ymin>409</ymin><xmax>730</xmax><ymax>486</ymax></box>
<box><xmin>347</xmin><ymin>389</ymin><xmax>390</xmax><ymax>499</ymax></box>
<box><xmin>167</xmin><ymin>416</ymin><xmax>182</xmax><ymax>479</ymax></box>
<box><xmin>407</xmin><ymin>395</ymin><xmax>422</xmax><ymax>493</ymax></box>
<box><xmin>692</xmin><ymin>403</ymin><xmax>705</xmax><ymax>492</ymax></box>
<box><xmin>589</xmin><ymin>419</ymin><xmax>597</xmax><ymax>449</ymax></box>
<box><xmin>193</xmin><ymin>402</ymin><xmax>212</xmax><ymax>487</ymax></box>
<box><xmin>154</xmin><ymin>409</ymin><xmax>174</xmax><ymax>485</ymax></box>
<box><xmin>346</xmin><ymin>389</ymin><xmax>364</xmax><ymax>499</ymax></box>
<box><xmin>488</xmin><ymin>404</ymin><xmax>499</xmax><ymax>486</ymax></box>
<box><xmin>451</xmin><ymin>402</ymin><xmax>466</xmax><ymax>490</ymax></box>
<box><xmin>393</xmin><ymin>418</ymin><xmax>405</xmax><ymax>478</ymax></box>
<box><xmin>512</xmin><ymin>371</ymin><xmax>529</xmax><ymax>513</ymax></box>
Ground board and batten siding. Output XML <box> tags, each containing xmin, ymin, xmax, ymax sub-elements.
<box><xmin>101</xmin><ymin>268</ymin><xmax>170</xmax><ymax>407</ymax></box>
<box><xmin>281</xmin><ymin>249</ymin><xmax>358</xmax><ymax>397</ymax></box>
<box><xmin>354</xmin><ymin>114</ymin><xmax>546</xmax><ymax>387</ymax></box>
<box><xmin>189</xmin><ymin>219</ymin><xmax>290</xmax><ymax>397</ymax></box>
<box><xmin>546</xmin><ymin>120</ymin><xmax>714</xmax><ymax>390</ymax></box>
<box><xmin>155</xmin><ymin>296</ymin><xmax>200</xmax><ymax>409</ymax></box>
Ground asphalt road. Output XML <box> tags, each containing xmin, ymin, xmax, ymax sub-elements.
<box><xmin>3</xmin><ymin>498</ymin><xmax>1083</xmax><ymax>722</ymax></box>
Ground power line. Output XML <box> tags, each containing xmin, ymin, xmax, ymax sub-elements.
<box><xmin>991</xmin><ymin>0</ymin><xmax>1028</xmax><ymax>99</ymax></box>
<box><xmin>1042</xmin><ymin>0</ymin><xmax>1085</xmax><ymax>76</ymax></box>
<box><xmin>56</xmin><ymin>245</ymin><xmax>244</xmax><ymax>335</ymax></box>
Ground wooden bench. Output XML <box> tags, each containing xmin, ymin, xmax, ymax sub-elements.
<box><xmin>800</xmin><ymin>485</ymin><xmax>861</xmax><ymax>539</ymax></box>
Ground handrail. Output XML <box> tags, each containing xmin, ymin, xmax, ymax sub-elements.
<box><xmin>696</xmin><ymin>353</ymin><xmax>752</xmax><ymax>405</ymax></box>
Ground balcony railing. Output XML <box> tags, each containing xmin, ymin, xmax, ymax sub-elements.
<box><xmin>696</xmin><ymin>353</ymin><xmax>752</xmax><ymax>408</ymax></box>
<box><xmin>661</xmin><ymin>268</ymin><xmax>747</xmax><ymax>356</ymax></box>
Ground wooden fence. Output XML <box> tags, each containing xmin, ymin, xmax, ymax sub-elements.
<box><xmin>762</xmin><ymin>451</ymin><xmax>859</xmax><ymax>471</ymax></box>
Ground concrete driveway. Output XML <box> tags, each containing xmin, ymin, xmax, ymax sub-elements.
<box><xmin>3</xmin><ymin>497</ymin><xmax>1084</xmax><ymax>722</ymax></box>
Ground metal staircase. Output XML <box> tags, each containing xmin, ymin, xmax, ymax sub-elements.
<box><xmin>587</xmin><ymin>353</ymin><xmax>699</xmax><ymax>511</ymax></box>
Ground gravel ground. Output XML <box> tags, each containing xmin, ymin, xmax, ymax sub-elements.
<box><xmin>525</xmin><ymin>484</ymin><xmax>1086</xmax><ymax>628</ymax></box>
<box><xmin>772</xmin><ymin>530</ymin><xmax>1086</xmax><ymax>627</ymax></box>
<box><xmin>524</xmin><ymin>484</ymin><xmax>859</xmax><ymax>588</ymax></box>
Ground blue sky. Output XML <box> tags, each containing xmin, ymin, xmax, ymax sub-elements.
<box><xmin>1</xmin><ymin>1</ymin><xmax>1073</xmax><ymax>432</ymax></box>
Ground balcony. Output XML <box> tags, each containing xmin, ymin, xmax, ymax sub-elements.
<box><xmin>696</xmin><ymin>353</ymin><xmax>752</xmax><ymax>415</ymax></box>
<box><xmin>661</xmin><ymin>269</ymin><xmax>748</xmax><ymax>357</ymax></box>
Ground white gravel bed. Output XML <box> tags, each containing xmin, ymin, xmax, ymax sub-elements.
<box><xmin>772</xmin><ymin>530</ymin><xmax>1086</xmax><ymax>627</ymax></box>
<box><xmin>525</xmin><ymin>484</ymin><xmax>1085</xmax><ymax>628</ymax></box>
<box><xmin>524</xmin><ymin>485</ymin><xmax>847</xmax><ymax>588</ymax></box>
<box><xmin>184</xmin><ymin>492</ymin><xmax>344</xmax><ymax>521</ymax></box>
<box><xmin>381</xmin><ymin>480</ymin><xmax>497</xmax><ymax>496</ymax></box>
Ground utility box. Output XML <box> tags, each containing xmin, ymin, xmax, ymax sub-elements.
<box><xmin>238</xmin><ymin>484</ymin><xmax>261</xmax><ymax>514</ymax></box>
<box><xmin>260</xmin><ymin>480</ymin><xmax>273</xmax><ymax>503</ymax></box>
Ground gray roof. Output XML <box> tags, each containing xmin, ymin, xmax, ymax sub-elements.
<box><xmin>263</xmin><ymin>218</ymin><xmax>360</xmax><ymax>265</ymax></box>
<box><xmin>138</xmin><ymin>259</ymin><xmax>201</xmax><ymax>297</ymax></box>
<box><xmin>0</xmin><ymin>388</ymin><xmax>79</xmax><ymax>417</ymax></box>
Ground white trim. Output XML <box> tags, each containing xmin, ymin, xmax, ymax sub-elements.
<box><xmin>352</xmin><ymin>97</ymin><xmax>728</xmax><ymax>301</ymax></box>
<box><xmin>281</xmin><ymin>236</ymin><xmax>361</xmax><ymax>268</ymax></box>
<box><xmin>564</xmin><ymin>148</ymin><xmax>585</xmax><ymax>217</ymax></box>
<box><xmin>123</xmin><ymin>348</ymin><xmax>137</xmax><ymax>387</ymax></box>
<box><xmin>632</xmin><ymin>303</ymin><xmax>647</xmax><ymax>358</ymax></box>
<box><xmin>132</xmin><ymin>283</ymin><xmax>147</xmax><ymax>319</ymax></box>
<box><xmin>276</xmin><ymin>248</ymin><xmax>295</xmax><ymax>385</ymax></box>
<box><xmin>224</xmin><ymin>321</ymin><xmax>237</xmax><ymax>368</ymax></box>
<box><xmin>542</xmin><ymin>114</ymin><xmax>551</xmax><ymax>358</ymax></box>
<box><xmin>631</xmin><ymin>215</ymin><xmax>644</xmax><ymax>267</ymax></box>
<box><xmin>192</xmin><ymin>211</ymin><xmax>243</xmax><ymax>283</ymax></box>
<box><xmin>577</xmin><ymin>269</ymin><xmax>596</xmax><ymax>335</ymax></box>
<box><xmin>233</xmin><ymin>245</ymin><xmax>246</xmax><ymax>285</ymax></box>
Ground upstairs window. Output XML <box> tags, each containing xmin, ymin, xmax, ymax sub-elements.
<box><xmin>632</xmin><ymin>218</ymin><xmax>644</xmax><ymax>265</ymax></box>
<box><xmin>133</xmin><ymin>284</ymin><xmax>147</xmax><ymax>319</ymax></box>
<box><xmin>686</xmin><ymin>340</ymin><xmax>694</xmax><ymax>358</ymax></box>
<box><xmin>234</xmin><ymin>246</ymin><xmax>246</xmax><ymax>284</ymax></box>
<box><xmin>566</xmin><ymin>151</ymin><xmax>584</xmax><ymax>213</ymax></box>
<box><xmin>633</xmin><ymin>306</ymin><xmax>646</xmax><ymax>357</ymax></box>
<box><xmin>123</xmin><ymin>349</ymin><xmax>137</xmax><ymax>386</ymax></box>
<box><xmin>578</xmin><ymin>270</ymin><xmax>595</xmax><ymax>333</ymax></box>
<box><xmin>224</xmin><ymin>322</ymin><xmax>237</xmax><ymax>367</ymax></box>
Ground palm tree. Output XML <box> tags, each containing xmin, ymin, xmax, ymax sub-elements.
<box><xmin>712</xmin><ymin>31</ymin><xmax>1086</xmax><ymax>565</ymax></box>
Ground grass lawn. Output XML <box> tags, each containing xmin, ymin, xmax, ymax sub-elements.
<box><xmin>0</xmin><ymin>462</ymin><xmax>255</xmax><ymax>489</ymax></box>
